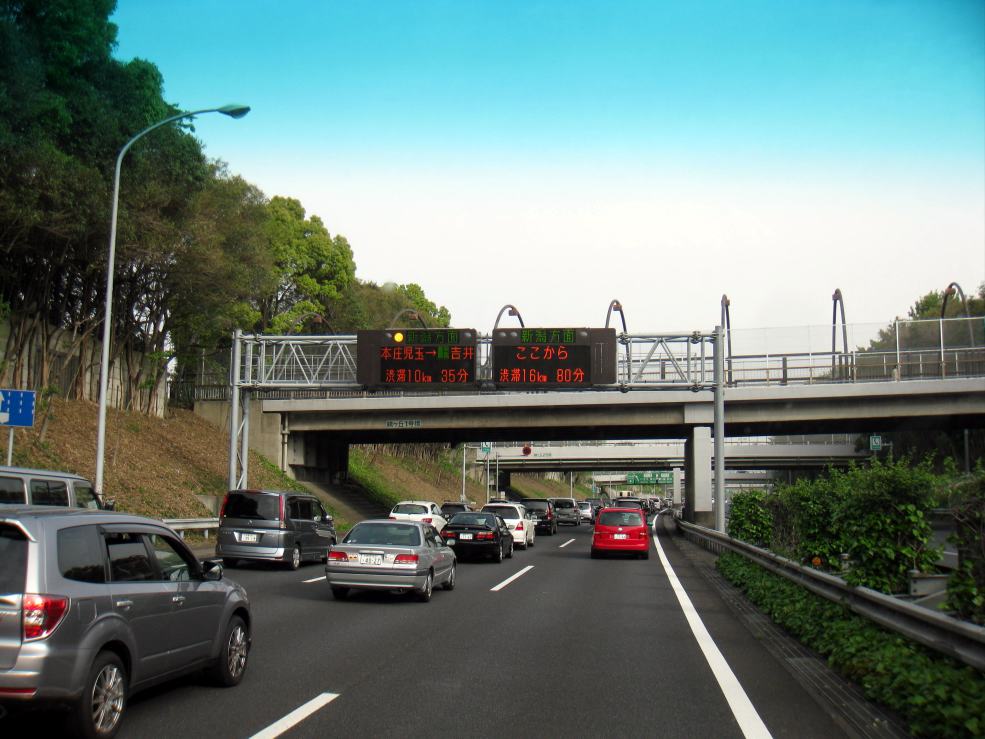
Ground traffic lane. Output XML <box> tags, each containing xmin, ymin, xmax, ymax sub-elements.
<box><xmin>473</xmin><ymin>522</ymin><xmax>747</xmax><ymax>739</ymax></box>
<box><xmin>294</xmin><ymin>523</ymin><xmax>746</xmax><ymax>739</ymax></box>
<box><xmin>653</xmin><ymin>513</ymin><xmax>846</xmax><ymax>738</ymax></box>
<box><xmin>120</xmin><ymin>538</ymin><xmax>548</xmax><ymax>737</ymax></box>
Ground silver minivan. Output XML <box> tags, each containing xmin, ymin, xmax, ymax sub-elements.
<box><xmin>0</xmin><ymin>506</ymin><xmax>251</xmax><ymax>737</ymax></box>
<box><xmin>0</xmin><ymin>466</ymin><xmax>108</xmax><ymax>510</ymax></box>
<box><xmin>215</xmin><ymin>489</ymin><xmax>336</xmax><ymax>570</ymax></box>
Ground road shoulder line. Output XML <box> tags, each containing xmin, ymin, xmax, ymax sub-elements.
<box><xmin>653</xmin><ymin>529</ymin><xmax>772</xmax><ymax>739</ymax></box>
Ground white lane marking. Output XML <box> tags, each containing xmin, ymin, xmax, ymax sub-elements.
<box><xmin>303</xmin><ymin>575</ymin><xmax>326</xmax><ymax>583</ymax></box>
<box><xmin>653</xmin><ymin>531</ymin><xmax>772</xmax><ymax>739</ymax></box>
<box><xmin>559</xmin><ymin>538</ymin><xmax>576</xmax><ymax>548</ymax></box>
<box><xmin>250</xmin><ymin>692</ymin><xmax>340</xmax><ymax>739</ymax></box>
<box><xmin>490</xmin><ymin>565</ymin><xmax>534</xmax><ymax>592</ymax></box>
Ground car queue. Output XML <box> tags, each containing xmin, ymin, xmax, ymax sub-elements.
<box><xmin>1</xmin><ymin>484</ymin><xmax>658</xmax><ymax>737</ymax></box>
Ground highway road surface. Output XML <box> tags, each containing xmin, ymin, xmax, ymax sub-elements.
<box><xmin>3</xmin><ymin>513</ymin><xmax>905</xmax><ymax>738</ymax></box>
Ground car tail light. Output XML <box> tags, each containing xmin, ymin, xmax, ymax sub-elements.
<box><xmin>0</xmin><ymin>687</ymin><xmax>37</xmax><ymax>696</ymax></box>
<box><xmin>388</xmin><ymin>515</ymin><xmax>397</xmax><ymax>520</ymax></box>
<box><xmin>638</xmin><ymin>529</ymin><xmax>648</xmax><ymax>539</ymax></box>
<box><xmin>422</xmin><ymin>517</ymin><xmax>433</xmax><ymax>524</ymax></box>
<box><xmin>443</xmin><ymin>530</ymin><xmax>456</xmax><ymax>538</ymax></box>
<box><xmin>279</xmin><ymin>496</ymin><xmax>286</xmax><ymax>529</ymax></box>
<box><xmin>394</xmin><ymin>554</ymin><xmax>419</xmax><ymax>564</ymax></box>
<box><xmin>516</xmin><ymin>521</ymin><xmax>524</xmax><ymax>531</ymax></box>
<box><xmin>327</xmin><ymin>550</ymin><xmax>349</xmax><ymax>562</ymax></box>
<box><xmin>219</xmin><ymin>494</ymin><xmax>230</xmax><ymax>519</ymax></box>
<box><xmin>476</xmin><ymin>531</ymin><xmax>495</xmax><ymax>540</ymax></box>
<box><xmin>546</xmin><ymin>511</ymin><xmax>553</xmax><ymax>519</ymax></box>
<box><xmin>23</xmin><ymin>594</ymin><xmax>69</xmax><ymax>641</ymax></box>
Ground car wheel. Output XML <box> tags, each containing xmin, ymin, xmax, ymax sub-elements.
<box><xmin>416</xmin><ymin>571</ymin><xmax>434</xmax><ymax>602</ymax></box>
<box><xmin>288</xmin><ymin>545</ymin><xmax>301</xmax><ymax>570</ymax></box>
<box><xmin>207</xmin><ymin>615</ymin><xmax>250</xmax><ymax>687</ymax></box>
<box><xmin>331</xmin><ymin>586</ymin><xmax>349</xmax><ymax>600</ymax></box>
<box><xmin>591</xmin><ymin>549</ymin><xmax>599</xmax><ymax>559</ymax></box>
<box><xmin>443</xmin><ymin>563</ymin><xmax>456</xmax><ymax>590</ymax></box>
<box><xmin>642</xmin><ymin>550</ymin><xmax>650</xmax><ymax>560</ymax></box>
<box><xmin>506</xmin><ymin>540</ymin><xmax>514</xmax><ymax>559</ymax></box>
<box><xmin>494</xmin><ymin>542</ymin><xmax>504</xmax><ymax>563</ymax></box>
<box><xmin>73</xmin><ymin>650</ymin><xmax>127</xmax><ymax>739</ymax></box>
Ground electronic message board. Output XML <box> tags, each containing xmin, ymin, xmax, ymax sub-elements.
<box><xmin>492</xmin><ymin>328</ymin><xmax>617</xmax><ymax>389</ymax></box>
<box><xmin>357</xmin><ymin>329</ymin><xmax>478</xmax><ymax>389</ymax></box>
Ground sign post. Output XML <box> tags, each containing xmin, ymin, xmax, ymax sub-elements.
<box><xmin>0</xmin><ymin>389</ymin><xmax>37</xmax><ymax>466</ymax></box>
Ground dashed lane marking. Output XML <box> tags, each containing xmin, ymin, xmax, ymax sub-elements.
<box><xmin>490</xmin><ymin>565</ymin><xmax>535</xmax><ymax>592</ymax></box>
<box><xmin>303</xmin><ymin>575</ymin><xmax>326</xmax><ymax>583</ymax></box>
<box><xmin>250</xmin><ymin>692</ymin><xmax>340</xmax><ymax>739</ymax></box>
<box><xmin>559</xmin><ymin>538</ymin><xmax>576</xmax><ymax>548</ymax></box>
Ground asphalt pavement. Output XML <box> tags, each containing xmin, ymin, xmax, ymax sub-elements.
<box><xmin>4</xmin><ymin>513</ymin><xmax>901</xmax><ymax>738</ymax></box>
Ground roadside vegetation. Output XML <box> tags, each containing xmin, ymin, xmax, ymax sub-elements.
<box><xmin>721</xmin><ymin>462</ymin><xmax>985</xmax><ymax>737</ymax></box>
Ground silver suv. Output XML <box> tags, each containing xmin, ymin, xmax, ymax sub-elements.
<box><xmin>0</xmin><ymin>507</ymin><xmax>251</xmax><ymax>737</ymax></box>
<box><xmin>549</xmin><ymin>497</ymin><xmax>581</xmax><ymax>526</ymax></box>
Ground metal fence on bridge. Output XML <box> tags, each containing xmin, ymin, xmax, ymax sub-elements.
<box><xmin>170</xmin><ymin>316</ymin><xmax>984</xmax><ymax>400</ymax></box>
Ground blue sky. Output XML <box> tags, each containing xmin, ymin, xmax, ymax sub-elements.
<box><xmin>111</xmin><ymin>1</ymin><xmax>985</xmax><ymax>337</ymax></box>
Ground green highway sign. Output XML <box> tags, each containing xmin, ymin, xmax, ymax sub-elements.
<box><xmin>869</xmin><ymin>435</ymin><xmax>882</xmax><ymax>452</ymax></box>
<box><xmin>626</xmin><ymin>471</ymin><xmax>674</xmax><ymax>485</ymax></box>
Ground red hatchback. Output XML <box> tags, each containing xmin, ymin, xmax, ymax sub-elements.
<box><xmin>591</xmin><ymin>507</ymin><xmax>650</xmax><ymax>559</ymax></box>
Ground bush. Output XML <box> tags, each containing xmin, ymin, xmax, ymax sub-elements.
<box><xmin>726</xmin><ymin>489</ymin><xmax>773</xmax><ymax>547</ymax></box>
<box><xmin>947</xmin><ymin>472</ymin><xmax>985</xmax><ymax>624</ymax></box>
<box><xmin>718</xmin><ymin>552</ymin><xmax>985</xmax><ymax>738</ymax></box>
<box><xmin>833</xmin><ymin>460</ymin><xmax>941</xmax><ymax>593</ymax></box>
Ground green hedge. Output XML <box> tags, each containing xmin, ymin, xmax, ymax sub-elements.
<box><xmin>728</xmin><ymin>459</ymin><xmax>942</xmax><ymax>594</ymax></box>
<box><xmin>717</xmin><ymin>552</ymin><xmax>985</xmax><ymax>738</ymax></box>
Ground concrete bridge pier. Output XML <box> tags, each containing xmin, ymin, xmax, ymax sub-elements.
<box><xmin>285</xmin><ymin>432</ymin><xmax>349</xmax><ymax>485</ymax></box>
<box><xmin>672</xmin><ymin>467</ymin><xmax>683</xmax><ymax>505</ymax></box>
<box><xmin>685</xmin><ymin>426</ymin><xmax>714</xmax><ymax>526</ymax></box>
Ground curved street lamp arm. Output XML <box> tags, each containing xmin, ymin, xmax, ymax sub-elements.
<box><xmin>720</xmin><ymin>295</ymin><xmax>733</xmax><ymax>384</ymax></box>
<box><xmin>942</xmin><ymin>281</ymin><xmax>975</xmax><ymax>346</ymax></box>
<box><xmin>831</xmin><ymin>289</ymin><xmax>848</xmax><ymax>376</ymax></box>
<box><xmin>389</xmin><ymin>308</ymin><xmax>429</xmax><ymax>328</ymax></box>
<box><xmin>493</xmin><ymin>304</ymin><xmax>525</xmax><ymax>331</ymax></box>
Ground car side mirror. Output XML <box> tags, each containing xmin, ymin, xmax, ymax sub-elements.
<box><xmin>201</xmin><ymin>559</ymin><xmax>224</xmax><ymax>581</ymax></box>
<box><xmin>101</xmin><ymin>498</ymin><xmax>116</xmax><ymax>511</ymax></box>
<box><xmin>323</xmin><ymin>514</ymin><xmax>334</xmax><ymax>525</ymax></box>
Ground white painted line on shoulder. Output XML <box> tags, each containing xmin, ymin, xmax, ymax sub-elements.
<box><xmin>653</xmin><ymin>532</ymin><xmax>772</xmax><ymax>739</ymax></box>
<box><xmin>559</xmin><ymin>538</ymin><xmax>576</xmax><ymax>548</ymax></box>
<box><xmin>490</xmin><ymin>565</ymin><xmax>534</xmax><ymax>592</ymax></box>
<box><xmin>303</xmin><ymin>575</ymin><xmax>326</xmax><ymax>583</ymax></box>
<box><xmin>250</xmin><ymin>692</ymin><xmax>340</xmax><ymax>739</ymax></box>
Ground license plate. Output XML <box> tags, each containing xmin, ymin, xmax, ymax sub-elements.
<box><xmin>460</xmin><ymin>533</ymin><xmax>473</xmax><ymax>540</ymax></box>
<box><xmin>359</xmin><ymin>554</ymin><xmax>383</xmax><ymax>565</ymax></box>
<box><xmin>447</xmin><ymin>539</ymin><xmax>455</xmax><ymax>545</ymax></box>
<box><xmin>240</xmin><ymin>533</ymin><xmax>259</xmax><ymax>543</ymax></box>
<box><xmin>614</xmin><ymin>533</ymin><xmax>628</xmax><ymax>540</ymax></box>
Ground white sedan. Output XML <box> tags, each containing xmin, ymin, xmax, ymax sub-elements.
<box><xmin>389</xmin><ymin>500</ymin><xmax>448</xmax><ymax>532</ymax></box>
<box><xmin>480</xmin><ymin>503</ymin><xmax>536</xmax><ymax>550</ymax></box>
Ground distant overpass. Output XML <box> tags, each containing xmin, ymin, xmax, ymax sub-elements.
<box><xmin>481</xmin><ymin>441</ymin><xmax>869</xmax><ymax>472</ymax></box>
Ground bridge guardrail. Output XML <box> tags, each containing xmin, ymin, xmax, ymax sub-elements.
<box><xmin>675</xmin><ymin>518</ymin><xmax>985</xmax><ymax>672</ymax></box>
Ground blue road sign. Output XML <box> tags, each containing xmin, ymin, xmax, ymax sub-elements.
<box><xmin>0</xmin><ymin>389</ymin><xmax>36</xmax><ymax>427</ymax></box>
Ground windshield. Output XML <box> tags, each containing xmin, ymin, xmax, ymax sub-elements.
<box><xmin>449</xmin><ymin>513</ymin><xmax>496</xmax><ymax>527</ymax></box>
<box><xmin>482</xmin><ymin>505</ymin><xmax>519</xmax><ymax>520</ymax></box>
<box><xmin>599</xmin><ymin>511</ymin><xmax>644</xmax><ymax>527</ymax></box>
<box><xmin>343</xmin><ymin>523</ymin><xmax>422</xmax><ymax>547</ymax></box>
<box><xmin>223</xmin><ymin>492</ymin><xmax>280</xmax><ymax>520</ymax></box>
<box><xmin>553</xmin><ymin>499</ymin><xmax>575</xmax><ymax>509</ymax></box>
<box><xmin>392</xmin><ymin>503</ymin><xmax>428</xmax><ymax>515</ymax></box>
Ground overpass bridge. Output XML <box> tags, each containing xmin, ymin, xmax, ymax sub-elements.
<box><xmin>482</xmin><ymin>440</ymin><xmax>869</xmax><ymax>472</ymax></box>
<box><xmin>197</xmin><ymin>317</ymin><xmax>983</xmax><ymax>529</ymax></box>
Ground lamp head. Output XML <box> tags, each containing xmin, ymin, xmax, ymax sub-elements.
<box><xmin>218</xmin><ymin>104</ymin><xmax>251</xmax><ymax>119</ymax></box>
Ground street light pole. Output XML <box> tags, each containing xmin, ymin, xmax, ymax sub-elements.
<box><xmin>95</xmin><ymin>104</ymin><xmax>250</xmax><ymax>498</ymax></box>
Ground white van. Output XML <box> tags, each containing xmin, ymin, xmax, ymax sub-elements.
<box><xmin>0</xmin><ymin>466</ymin><xmax>108</xmax><ymax>509</ymax></box>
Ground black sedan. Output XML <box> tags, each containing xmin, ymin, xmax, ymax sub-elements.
<box><xmin>441</xmin><ymin>512</ymin><xmax>514</xmax><ymax>562</ymax></box>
